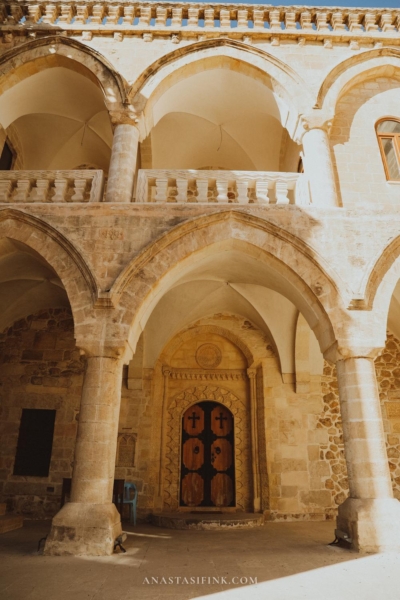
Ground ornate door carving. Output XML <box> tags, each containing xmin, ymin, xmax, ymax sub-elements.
<box><xmin>180</xmin><ymin>401</ymin><xmax>235</xmax><ymax>507</ymax></box>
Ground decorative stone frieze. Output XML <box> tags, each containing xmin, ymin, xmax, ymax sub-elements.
<box><xmin>5</xmin><ymin>2</ymin><xmax>400</xmax><ymax>47</ymax></box>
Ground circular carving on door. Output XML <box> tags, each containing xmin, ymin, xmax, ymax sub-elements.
<box><xmin>195</xmin><ymin>344</ymin><xmax>222</xmax><ymax>369</ymax></box>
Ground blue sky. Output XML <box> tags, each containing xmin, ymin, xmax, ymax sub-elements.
<box><xmin>211</xmin><ymin>1</ymin><xmax>397</xmax><ymax>6</ymax></box>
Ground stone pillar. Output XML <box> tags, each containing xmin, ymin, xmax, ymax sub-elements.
<box><xmin>105</xmin><ymin>113</ymin><xmax>140</xmax><ymax>203</ymax></box>
<box><xmin>302</xmin><ymin>126</ymin><xmax>338</xmax><ymax>207</ymax></box>
<box><xmin>44</xmin><ymin>353</ymin><xmax>124</xmax><ymax>556</ymax></box>
<box><xmin>336</xmin><ymin>356</ymin><xmax>400</xmax><ymax>551</ymax></box>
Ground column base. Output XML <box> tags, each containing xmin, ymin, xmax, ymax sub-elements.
<box><xmin>337</xmin><ymin>497</ymin><xmax>400</xmax><ymax>552</ymax></box>
<box><xmin>44</xmin><ymin>502</ymin><xmax>122</xmax><ymax>556</ymax></box>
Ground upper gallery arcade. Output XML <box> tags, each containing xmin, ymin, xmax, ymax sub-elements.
<box><xmin>1</xmin><ymin>1</ymin><xmax>400</xmax><ymax>557</ymax></box>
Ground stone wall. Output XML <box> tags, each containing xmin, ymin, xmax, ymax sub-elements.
<box><xmin>0</xmin><ymin>308</ymin><xmax>85</xmax><ymax>518</ymax></box>
<box><xmin>331</xmin><ymin>76</ymin><xmax>400</xmax><ymax>208</ymax></box>
<box><xmin>320</xmin><ymin>362</ymin><xmax>348</xmax><ymax>508</ymax></box>
<box><xmin>375</xmin><ymin>333</ymin><xmax>400</xmax><ymax>501</ymax></box>
<box><xmin>320</xmin><ymin>332</ymin><xmax>400</xmax><ymax>506</ymax></box>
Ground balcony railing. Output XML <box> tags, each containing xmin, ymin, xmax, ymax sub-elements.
<box><xmin>9</xmin><ymin>3</ymin><xmax>400</xmax><ymax>45</ymax></box>
<box><xmin>0</xmin><ymin>170</ymin><xmax>104</xmax><ymax>203</ymax></box>
<box><xmin>135</xmin><ymin>169</ymin><xmax>310</xmax><ymax>206</ymax></box>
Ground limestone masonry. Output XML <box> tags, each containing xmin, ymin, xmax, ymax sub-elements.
<box><xmin>0</xmin><ymin>0</ymin><xmax>400</xmax><ymax>555</ymax></box>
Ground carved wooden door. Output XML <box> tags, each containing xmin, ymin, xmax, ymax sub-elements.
<box><xmin>180</xmin><ymin>401</ymin><xmax>235</xmax><ymax>507</ymax></box>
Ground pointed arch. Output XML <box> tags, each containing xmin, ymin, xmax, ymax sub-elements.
<box><xmin>0</xmin><ymin>35</ymin><xmax>127</xmax><ymax>109</ymax></box>
<box><xmin>0</xmin><ymin>208</ymin><xmax>98</xmax><ymax>326</ymax></box>
<box><xmin>362</xmin><ymin>234</ymin><xmax>400</xmax><ymax>320</ymax></box>
<box><xmin>110</xmin><ymin>210</ymin><xmax>351</xmax><ymax>359</ymax></box>
<box><xmin>316</xmin><ymin>48</ymin><xmax>400</xmax><ymax>115</ymax></box>
<box><xmin>129</xmin><ymin>38</ymin><xmax>313</xmax><ymax>137</ymax></box>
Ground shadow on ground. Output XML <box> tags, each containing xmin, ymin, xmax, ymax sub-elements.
<box><xmin>0</xmin><ymin>520</ymin><xmax>399</xmax><ymax>600</ymax></box>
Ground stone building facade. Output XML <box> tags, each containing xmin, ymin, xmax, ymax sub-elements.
<box><xmin>0</xmin><ymin>1</ymin><xmax>400</xmax><ymax>555</ymax></box>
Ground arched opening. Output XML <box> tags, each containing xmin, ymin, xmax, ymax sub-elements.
<box><xmin>0</xmin><ymin>56</ymin><xmax>113</xmax><ymax>171</ymax></box>
<box><xmin>113</xmin><ymin>214</ymin><xmax>352</xmax><ymax>522</ymax></box>
<box><xmin>148</xmin><ymin>68</ymin><xmax>300</xmax><ymax>172</ymax></box>
<box><xmin>0</xmin><ymin>228</ymin><xmax>92</xmax><ymax>518</ymax></box>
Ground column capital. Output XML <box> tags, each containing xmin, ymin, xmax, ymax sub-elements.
<box><xmin>294</xmin><ymin>110</ymin><xmax>334</xmax><ymax>143</ymax></box>
<box><xmin>109</xmin><ymin>107</ymin><xmax>141</xmax><ymax>128</ymax></box>
<box><xmin>76</xmin><ymin>338</ymin><xmax>131</xmax><ymax>362</ymax></box>
<box><xmin>247</xmin><ymin>367</ymin><xmax>257</xmax><ymax>379</ymax></box>
<box><xmin>323</xmin><ymin>341</ymin><xmax>384</xmax><ymax>364</ymax></box>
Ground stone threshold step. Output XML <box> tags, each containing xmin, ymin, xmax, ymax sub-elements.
<box><xmin>0</xmin><ymin>514</ymin><xmax>24</xmax><ymax>534</ymax></box>
<box><xmin>150</xmin><ymin>512</ymin><xmax>264</xmax><ymax>530</ymax></box>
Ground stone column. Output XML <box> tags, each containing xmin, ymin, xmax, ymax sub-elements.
<box><xmin>105</xmin><ymin>112</ymin><xmax>140</xmax><ymax>203</ymax></box>
<box><xmin>302</xmin><ymin>126</ymin><xmax>338</xmax><ymax>207</ymax></box>
<box><xmin>335</xmin><ymin>356</ymin><xmax>400</xmax><ymax>551</ymax></box>
<box><xmin>44</xmin><ymin>353</ymin><xmax>124</xmax><ymax>556</ymax></box>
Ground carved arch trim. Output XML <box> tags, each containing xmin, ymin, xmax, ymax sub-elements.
<box><xmin>0</xmin><ymin>208</ymin><xmax>97</xmax><ymax>320</ymax></box>
<box><xmin>0</xmin><ymin>36</ymin><xmax>127</xmax><ymax>108</ymax></box>
<box><xmin>160</xmin><ymin>324</ymin><xmax>254</xmax><ymax>367</ymax></box>
<box><xmin>317</xmin><ymin>49</ymin><xmax>400</xmax><ymax>113</ymax></box>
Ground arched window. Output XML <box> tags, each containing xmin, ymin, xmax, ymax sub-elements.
<box><xmin>376</xmin><ymin>119</ymin><xmax>400</xmax><ymax>181</ymax></box>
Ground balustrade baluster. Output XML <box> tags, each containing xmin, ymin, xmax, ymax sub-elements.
<box><xmin>236</xmin><ymin>181</ymin><xmax>249</xmax><ymax>205</ymax></box>
<box><xmin>75</xmin><ymin>4</ymin><xmax>89</xmax><ymax>24</ymax></box>
<box><xmin>71</xmin><ymin>179</ymin><xmax>87</xmax><ymax>202</ymax></box>
<box><xmin>29</xmin><ymin>179</ymin><xmax>50</xmax><ymax>202</ymax></box>
<box><xmin>216</xmin><ymin>180</ymin><xmax>228</xmax><ymax>203</ymax></box>
<box><xmin>26</xmin><ymin>4</ymin><xmax>42</xmax><ymax>24</ymax></box>
<box><xmin>285</xmin><ymin>12</ymin><xmax>297</xmax><ymax>31</ymax></box>
<box><xmin>53</xmin><ymin>179</ymin><xmax>68</xmax><ymax>202</ymax></box>
<box><xmin>59</xmin><ymin>4</ymin><xmax>73</xmax><ymax>24</ymax></box>
<box><xmin>156</xmin><ymin>7</ymin><xmax>167</xmax><ymax>26</ymax></box>
<box><xmin>348</xmin><ymin>13</ymin><xmax>363</xmax><ymax>32</ymax></box>
<box><xmin>196</xmin><ymin>179</ymin><xmax>209</xmax><ymax>202</ymax></box>
<box><xmin>255</xmin><ymin>181</ymin><xmax>269</xmax><ymax>204</ymax></box>
<box><xmin>0</xmin><ymin>180</ymin><xmax>12</xmax><ymax>202</ymax></box>
<box><xmin>172</xmin><ymin>8</ymin><xmax>183</xmax><ymax>26</ymax></box>
<box><xmin>254</xmin><ymin>9</ymin><xmax>265</xmax><ymax>28</ymax></box>
<box><xmin>107</xmin><ymin>5</ymin><xmax>122</xmax><ymax>25</ymax></box>
<box><xmin>220</xmin><ymin>9</ymin><xmax>230</xmax><ymax>29</ymax></box>
<box><xmin>42</xmin><ymin>4</ymin><xmax>58</xmax><ymax>24</ymax></box>
<box><xmin>139</xmin><ymin>6</ymin><xmax>151</xmax><ymax>26</ymax></box>
<box><xmin>300</xmin><ymin>11</ymin><xmax>313</xmax><ymax>31</ymax></box>
<box><xmin>331</xmin><ymin>12</ymin><xmax>346</xmax><ymax>31</ymax></box>
<box><xmin>176</xmin><ymin>179</ymin><xmax>188</xmax><ymax>203</ymax></box>
<box><xmin>275</xmin><ymin>180</ymin><xmax>289</xmax><ymax>205</ymax></box>
<box><xmin>364</xmin><ymin>12</ymin><xmax>379</xmax><ymax>31</ymax></box>
<box><xmin>204</xmin><ymin>8</ymin><xmax>215</xmax><ymax>27</ymax></box>
<box><xmin>380</xmin><ymin>12</ymin><xmax>396</xmax><ymax>32</ymax></box>
<box><xmin>91</xmin><ymin>4</ymin><xmax>105</xmax><ymax>24</ymax></box>
<box><xmin>237</xmin><ymin>9</ymin><xmax>248</xmax><ymax>27</ymax></box>
<box><xmin>155</xmin><ymin>179</ymin><xmax>168</xmax><ymax>202</ymax></box>
<box><xmin>123</xmin><ymin>6</ymin><xmax>135</xmax><ymax>25</ymax></box>
<box><xmin>316</xmin><ymin>12</ymin><xmax>329</xmax><ymax>32</ymax></box>
<box><xmin>13</xmin><ymin>180</ymin><xmax>31</xmax><ymax>202</ymax></box>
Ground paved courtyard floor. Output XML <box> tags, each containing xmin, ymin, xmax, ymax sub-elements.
<box><xmin>0</xmin><ymin>520</ymin><xmax>399</xmax><ymax>600</ymax></box>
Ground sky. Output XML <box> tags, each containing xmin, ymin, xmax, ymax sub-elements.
<box><xmin>211</xmin><ymin>0</ymin><xmax>397</xmax><ymax>7</ymax></box>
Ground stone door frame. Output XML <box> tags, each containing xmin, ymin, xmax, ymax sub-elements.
<box><xmin>162</xmin><ymin>383</ymin><xmax>251</xmax><ymax>512</ymax></box>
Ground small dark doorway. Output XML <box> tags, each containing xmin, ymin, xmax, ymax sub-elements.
<box><xmin>180</xmin><ymin>401</ymin><xmax>235</xmax><ymax>508</ymax></box>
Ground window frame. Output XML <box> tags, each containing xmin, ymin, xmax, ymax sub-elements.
<box><xmin>376</xmin><ymin>117</ymin><xmax>400</xmax><ymax>182</ymax></box>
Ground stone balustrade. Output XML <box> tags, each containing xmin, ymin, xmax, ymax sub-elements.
<box><xmin>135</xmin><ymin>169</ymin><xmax>310</xmax><ymax>206</ymax></box>
<box><xmin>0</xmin><ymin>170</ymin><xmax>104</xmax><ymax>203</ymax></box>
<box><xmin>3</xmin><ymin>2</ymin><xmax>400</xmax><ymax>42</ymax></box>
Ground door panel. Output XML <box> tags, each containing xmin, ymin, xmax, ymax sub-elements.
<box><xmin>180</xmin><ymin>401</ymin><xmax>235</xmax><ymax>507</ymax></box>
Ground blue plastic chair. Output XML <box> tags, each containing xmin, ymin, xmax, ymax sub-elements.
<box><xmin>123</xmin><ymin>482</ymin><xmax>137</xmax><ymax>526</ymax></box>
